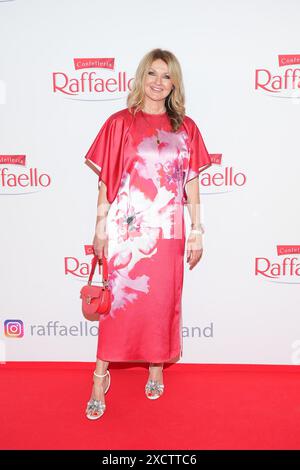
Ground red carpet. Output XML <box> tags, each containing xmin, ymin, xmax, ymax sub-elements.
<box><xmin>0</xmin><ymin>362</ymin><xmax>299</xmax><ymax>450</ymax></box>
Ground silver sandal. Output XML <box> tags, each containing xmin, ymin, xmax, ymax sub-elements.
<box><xmin>86</xmin><ymin>370</ymin><xmax>110</xmax><ymax>420</ymax></box>
<box><xmin>145</xmin><ymin>364</ymin><xmax>164</xmax><ymax>400</ymax></box>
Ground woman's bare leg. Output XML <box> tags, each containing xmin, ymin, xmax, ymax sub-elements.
<box><xmin>148</xmin><ymin>362</ymin><xmax>164</xmax><ymax>382</ymax></box>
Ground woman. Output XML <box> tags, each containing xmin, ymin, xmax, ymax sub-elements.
<box><xmin>84</xmin><ymin>48</ymin><xmax>212</xmax><ymax>420</ymax></box>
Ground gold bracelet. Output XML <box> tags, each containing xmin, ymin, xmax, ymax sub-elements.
<box><xmin>190</xmin><ymin>223</ymin><xmax>205</xmax><ymax>234</ymax></box>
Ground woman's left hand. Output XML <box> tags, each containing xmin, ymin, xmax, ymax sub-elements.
<box><xmin>186</xmin><ymin>232</ymin><xmax>203</xmax><ymax>270</ymax></box>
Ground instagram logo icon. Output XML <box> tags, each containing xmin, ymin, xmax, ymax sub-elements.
<box><xmin>4</xmin><ymin>320</ymin><xmax>24</xmax><ymax>338</ymax></box>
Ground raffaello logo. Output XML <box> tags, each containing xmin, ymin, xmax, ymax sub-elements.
<box><xmin>52</xmin><ymin>57</ymin><xmax>134</xmax><ymax>100</ymax></box>
<box><xmin>255</xmin><ymin>54</ymin><xmax>300</xmax><ymax>100</ymax></box>
<box><xmin>255</xmin><ymin>245</ymin><xmax>300</xmax><ymax>283</ymax></box>
<box><xmin>65</xmin><ymin>245</ymin><xmax>100</xmax><ymax>283</ymax></box>
<box><xmin>200</xmin><ymin>154</ymin><xmax>246</xmax><ymax>195</ymax></box>
<box><xmin>4</xmin><ymin>320</ymin><xmax>24</xmax><ymax>338</ymax></box>
<box><xmin>0</xmin><ymin>155</ymin><xmax>51</xmax><ymax>194</ymax></box>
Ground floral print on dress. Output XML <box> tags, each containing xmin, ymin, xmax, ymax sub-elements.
<box><xmin>105</xmin><ymin>129</ymin><xmax>189</xmax><ymax>319</ymax></box>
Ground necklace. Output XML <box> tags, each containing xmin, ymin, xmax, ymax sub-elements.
<box><xmin>140</xmin><ymin>110</ymin><xmax>166</xmax><ymax>145</ymax></box>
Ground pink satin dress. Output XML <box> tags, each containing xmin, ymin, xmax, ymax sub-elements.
<box><xmin>84</xmin><ymin>107</ymin><xmax>212</xmax><ymax>362</ymax></box>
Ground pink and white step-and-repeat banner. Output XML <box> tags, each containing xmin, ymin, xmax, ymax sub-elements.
<box><xmin>1</xmin><ymin>0</ymin><xmax>299</xmax><ymax>364</ymax></box>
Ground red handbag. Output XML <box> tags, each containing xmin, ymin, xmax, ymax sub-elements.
<box><xmin>80</xmin><ymin>254</ymin><xmax>111</xmax><ymax>321</ymax></box>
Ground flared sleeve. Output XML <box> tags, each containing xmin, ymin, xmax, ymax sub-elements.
<box><xmin>84</xmin><ymin>114</ymin><xmax>127</xmax><ymax>204</ymax></box>
<box><xmin>183</xmin><ymin>117</ymin><xmax>212</xmax><ymax>204</ymax></box>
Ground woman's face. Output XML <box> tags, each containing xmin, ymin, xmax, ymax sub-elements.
<box><xmin>143</xmin><ymin>59</ymin><xmax>174</xmax><ymax>105</ymax></box>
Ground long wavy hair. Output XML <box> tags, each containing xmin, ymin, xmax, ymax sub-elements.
<box><xmin>127</xmin><ymin>48</ymin><xmax>185</xmax><ymax>132</ymax></box>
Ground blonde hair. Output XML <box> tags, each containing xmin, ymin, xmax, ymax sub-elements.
<box><xmin>127</xmin><ymin>48</ymin><xmax>185</xmax><ymax>132</ymax></box>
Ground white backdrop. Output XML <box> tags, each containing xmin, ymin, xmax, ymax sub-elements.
<box><xmin>1</xmin><ymin>0</ymin><xmax>299</xmax><ymax>364</ymax></box>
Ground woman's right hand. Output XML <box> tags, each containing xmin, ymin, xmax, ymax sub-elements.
<box><xmin>93</xmin><ymin>232</ymin><xmax>108</xmax><ymax>260</ymax></box>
